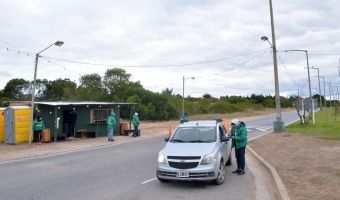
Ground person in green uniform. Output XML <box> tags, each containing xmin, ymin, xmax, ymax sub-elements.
<box><xmin>132</xmin><ymin>112</ymin><xmax>140</xmax><ymax>137</ymax></box>
<box><xmin>106</xmin><ymin>112</ymin><xmax>116</xmax><ymax>141</ymax></box>
<box><xmin>32</xmin><ymin>116</ymin><xmax>45</xmax><ymax>144</ymax></box>
<box><xmin>230</xmin><ymin>118</ymin><xmax>248</xmax><ymax>175</ymax></box>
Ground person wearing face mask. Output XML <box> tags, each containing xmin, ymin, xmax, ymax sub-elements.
<box><xmin>32</xmin><ymin>116</ymin><xmax>45</xmax><ymax>144</ymax></box>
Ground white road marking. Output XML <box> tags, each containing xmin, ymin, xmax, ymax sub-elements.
<box><xmin>247</xmin><ymin>129</ymin><xmax>252</xmax><ymax>131</ymax></box>
<box><xmin>256</xmin><ymin>128</ymin><xmax>267</xmax><ymax>131</ymax></box>
<box><xmin>142</xmin><ymin>177</ymin><xmax>157</xmax><ymax>184</ymax></box>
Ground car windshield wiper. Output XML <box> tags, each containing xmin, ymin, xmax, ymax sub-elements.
<box><xmin>171</xmin><ymin>139</ymin><xmax>185</xmax><ymax>143</ymax></box>
<box><xmin>188</xmin><ymin>140</ymin><xmax>206</xmax><ymax>143</ymax></box>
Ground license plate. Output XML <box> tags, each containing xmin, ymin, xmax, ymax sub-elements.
<box><xmin>177</xmin><ymin>171</ymin><xmax>189</xmax><ymax>177</ymax></box>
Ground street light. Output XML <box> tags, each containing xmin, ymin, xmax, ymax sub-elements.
<box><xmin>325</xmin><ymin>82</ymin><xmax>332</xmax><ymax>107</ymax></box>
<box><xmin>285</xmin><ymin>49</ymin><xmax>314</xmax><ymax>123</ymax></box>
<box><xmin>332</xmin><ymin>86</ymin><xmax>339</xmax><ymax>101</ymax></box>
<box><xmin>29</xmin><ymin>41</ymin><xmax>64</xmax><ymax>146</ymax></box>
<box><xmin>311</xmin><ymin>66</ymin><xmax>322</xmax><ymax>110</ymax></box>
<box><xmin>182</xmin><ymin>76</ymin><xmax>195</xmax><ymax>115</ymax></box>
<box><xmin>260</xmin><ymin>1</ymin><xmax>284</xmax><ymax>132</ymax></box>
<box><xmin>319</xmin><ymin>76</ymin><xmax>326</xmax><ymax>108</ymax></box>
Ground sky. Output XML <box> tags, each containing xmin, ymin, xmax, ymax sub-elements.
<box><xmin>1</xmin><ymin>0</ymin><xmax>340</xmax><ymax>99</ymax></box>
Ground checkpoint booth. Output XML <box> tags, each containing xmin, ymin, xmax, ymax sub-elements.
<box><xmin>4</xmin><ymin>106</ymin><xmax>31</xmax><ymax>144</ymax></box>
<box><xmin>33</xmin><ymin>101</ymin><xmax>136</xmax><ymax>142</ymax></box>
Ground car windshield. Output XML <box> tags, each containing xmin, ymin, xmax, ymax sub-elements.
<box><xmin>170</xmin><ymin>126</ymin><xmax>216</xmax><ymax>143</ymax></box>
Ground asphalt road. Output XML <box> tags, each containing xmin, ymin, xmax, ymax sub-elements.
<box><xmin>0</xmin><ymin>110</ymin><xmax>299</xmax><ymax>200</ymax></box>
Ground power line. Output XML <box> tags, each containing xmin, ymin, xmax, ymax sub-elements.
<box><xmin>41</xmin><ymin>48</ymin><xmax>271</xmax><ymax>68</ymax></box>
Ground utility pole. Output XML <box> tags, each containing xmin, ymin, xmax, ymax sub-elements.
<box><xmin>320</xmin><ymin>76</ymin><xmax>326</xmax><ymax>108</ymax></box>
<box><xmin>311</xmin><ymin>67</ymin><xmax>322</xmax><ymax>110</ymax></box>
<box><xmin>286</xmin><ymin>49</ymin><xmax>314</xmax><ymax>123</ymax></box>
<box><xmin>260</xmin><ymin>0</ymin><xmax>284</xmax><ymax>132</ymax></box>
<box><xmin>325</xmin><ymin>82</ymin><xmax>332</xmax><ymax>107</ymax></box>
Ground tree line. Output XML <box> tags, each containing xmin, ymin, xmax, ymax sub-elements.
<box><xmin>0</xmin><ymin>68</ymin><xmax>299</xmax><ymax>120</ymax></box>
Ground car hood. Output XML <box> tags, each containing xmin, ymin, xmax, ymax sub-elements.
<box><xmin>162</xmin><ymin>142</ymin><xmax>218</xmax><ymax>157</ymax></box>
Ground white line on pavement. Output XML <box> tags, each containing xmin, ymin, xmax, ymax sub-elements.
<box><xmin>142</xmin><ymin>177</ymin><xmax>157</xmax><ymax>184</ymax></box>
<box><xmin>256</xmin><ymin>128</ymin><xmax>267</xmax><ymax>131</ymax></box>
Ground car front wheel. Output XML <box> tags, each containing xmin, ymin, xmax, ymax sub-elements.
<box><xmin>214</xmin><ymin>161</ymin><xmax>225</xmax><ymax>185</ymax></box>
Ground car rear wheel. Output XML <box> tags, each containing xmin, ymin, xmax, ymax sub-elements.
<box><xmin>214</xmin><ymin>161</ymin><xmax>225</xmax><ymax>185</ymax></box>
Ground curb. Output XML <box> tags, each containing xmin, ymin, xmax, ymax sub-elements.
<box><xmin>247</xmin><ymin>146</ymin><xmax>290</xmax><ymax>200</ymax></box>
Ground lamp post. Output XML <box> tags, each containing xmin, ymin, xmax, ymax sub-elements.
<box><xmin>311</xmin><ymin>66</ymin><xmax>322</xmax><ymax>110</ymax></box>
<box><xmin>182</xmin><ymin>76</ymin><xmax>195</xmax><ymax>115</ymax></box>
<box><xmin>319</xmin><ymin>76</ymin><xmax>326</xmax><ymax>108</ymax></box>
<box><xmin>332</xmin><ymin>86</ymin><xmax>339</xmax><ymax>101</ymax></box>
<box><xmin>325</xmin><ymin>82</ymin><xmax>332</xmax><ymax>107</ymax></box>
<box><xmin>285</xmin><ymin>49</ymin><xmax>314</xmax><ymax>123</ymax></box>
<box><xmin>260</xmin><ymin>0</ymin><xmax>284</xmax><ymax>132</ymax></box>
<box><xmin>29</xmin><ymin>41</ymin><xmax>64</xmax><ymax>146</ymax></box>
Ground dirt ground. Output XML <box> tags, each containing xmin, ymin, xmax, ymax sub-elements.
<box><xmin>1</xmin><ymin>117</ymin><xmax>339</xmax><ymax>200</ymax></box>
<box><xmin>249</xmin><ymin>132</ymin><xmax>340</xmax><ymax>200</ymax></box>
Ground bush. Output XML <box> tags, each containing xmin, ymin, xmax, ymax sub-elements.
<box><xmin>210</xmin><ymin>101</ymin><xmax>243</xmax><ymax>113</ymax></box>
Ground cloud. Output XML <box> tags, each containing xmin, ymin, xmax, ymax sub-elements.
<box><xmin>0</xmin><ymin>0</ymin><xmax>339</xmax><ymax>99</ymax></box>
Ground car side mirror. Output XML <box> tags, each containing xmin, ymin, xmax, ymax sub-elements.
<box><xmin>221</xmin><ymin>135</ymin><xmax>229</xmax><ymax>142</ymax></box>
<box><xmin>164</xmin><ymin>137</ymin><xmax>170</xmax><ymax>142</ymax></box>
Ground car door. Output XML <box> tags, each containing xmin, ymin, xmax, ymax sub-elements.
<box><xmin>218</xmin><ymin>125</ymin><xmax>228</xmax><ymax>164</ymax></box>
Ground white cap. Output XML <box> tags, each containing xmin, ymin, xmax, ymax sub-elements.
<box><xmin>135</xmin><ymin>112</ymin><xmax>138</xmax><ymax>115</ymax></box>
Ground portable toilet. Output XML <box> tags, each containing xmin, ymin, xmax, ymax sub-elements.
<box><xmin>4</xmin><ymin>106</ymin><xmax>32</xmax><ymax>144</ymax></box>
<box><xmin>0</xmin><ymin>108</ymin><xmax>5</xmax><ymax>142</ymax></box>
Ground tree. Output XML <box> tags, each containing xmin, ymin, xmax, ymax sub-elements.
<box><xmin>43</xmin><ymin>78</ymin><xmax>77</xmax><ymax>101</ymax></box>
<box><xmin>2</xmin><ymin>78</ymin><xmax>30</xmax><ymax>100</ymax></box>
<box><xmin>161</xmin><ymin>88</ymin><xmax>173</xmax><ymax>96</ymax></box>
<box><xmin>203</xmin><ymin>93</ymin><xmax>212</xmax><ymax>98</ymax></box>
<box><xmin>103</xmin><ymin>68</ymin><xmax>135</xmax><ymax>102</ymax></box>
<box><xmin>76</xmin><ymin>73</ymin><xmax>105</xmax><ymax>101</ymax></box>
<box><xmin>197</xmin><ymin>98</ymin><xmax>211</xmax><ymax>113</ymax></box>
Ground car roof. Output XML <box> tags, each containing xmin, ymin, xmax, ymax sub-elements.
<box><xmin>178</xmin><ymin>120</ymin><xmax>221</xmax><ymax>128</ymax></box>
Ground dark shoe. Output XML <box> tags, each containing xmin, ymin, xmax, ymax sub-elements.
<box><xmin>112</xmin><ymin>139</ymin><xmax>115</xmax><ymax>142</ymax></box>
<box><xmin>237</xmin><ymin>170</ymin><xmax>245</xmax><ymax>175</ymax></box>
<box><xmin>232</xmin><ymin>169</ymin><xmax>241</xmax><ymax>173</ymax></box>
<box><xmin>108</xmin><ymin>138</ymin><xmax>110</xmax><ymax>141</ymax></box>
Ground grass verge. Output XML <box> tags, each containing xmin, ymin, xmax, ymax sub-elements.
<box><xmin>286</xmin><ymin>108</ymin><xmax>340</xmax><ymax>140</ymax></box>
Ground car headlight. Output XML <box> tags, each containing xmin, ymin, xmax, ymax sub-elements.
<box><xmin>201</xmin><ymin>150</ymin><xmax>217</xmax><ymax>165</ymax></box>
<box><xmin>158</xmin><ymin>152</ymin><xmax>166</xmax><ymax>164</ymax></box>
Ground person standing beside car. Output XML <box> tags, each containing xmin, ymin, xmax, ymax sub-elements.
<box><xmin>32</xmin><ymin>116</ymin><xmax>45</xmax><ymax>144</ymax></box>
<box><xmin>230</xmin><ymin>118</ymin><xmax>248</xmax><ymax>175</ymax></box>
<box><xmin>106</xmin><ymin>112</ymin><xmax>116</xmax><ymax>142</ymax></box>
<box><xmin>132</xmin><ymin>112</ymin><xmax>140</xmax><ymax>137</ymax></box>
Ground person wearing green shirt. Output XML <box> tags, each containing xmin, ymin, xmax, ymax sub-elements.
<box><xmin>32</xmin><ymin>116</ymin><xmax>45</xmax><ymax>144</ymax></box>
<box><xmin>180</xmin><ymin>112</ymin><xmax>189</xmax><ymax>123</ymax></box>
<box><xmin>230</xmin><ymin>118</ymin><xmax>248</xmax><ymax>175</ymax></box>
<box><xmin>132</xmin><ymin>112</ymin><xmax>140</xmax><ymax>137</ymax></box>
<box><xmin>106</xmin><ymin>112</ymin><xmax>116</xmax><ymax>142</ymax></box>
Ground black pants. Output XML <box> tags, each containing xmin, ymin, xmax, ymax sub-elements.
<box><xmin>133</xmin><ymin>126</ymin><xmax>139</xmax><ymax>136</ymax></box>
<box><xmin>69</xmin><ymin>123</ymin><xmax>75</xmax><ymax>137</ymax></box>
<box><xmin>235</xmin><ymin>147</ymin><xmax>246</xmax><ymax>171</ymax></box>
<box><xmin>33</xmin><ymin>130</ymin><xmax>42</xmax><ymax>143</ymax></box>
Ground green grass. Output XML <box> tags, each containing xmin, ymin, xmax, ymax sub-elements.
<box><xmin>286</xmin><ymin>108</ymin><xmax>340</xmax><ymax>140</ymax></box>
<box><xmin>337</xmin><ymin>171</ymin><xmax>340</xmax><ymax>177</ymax></box>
